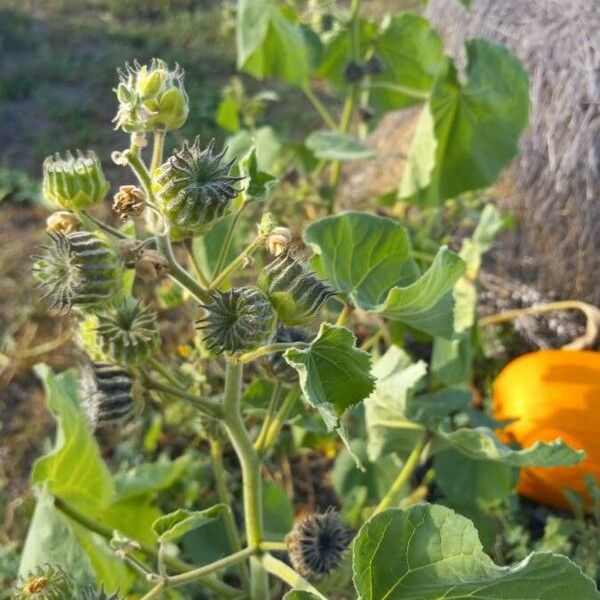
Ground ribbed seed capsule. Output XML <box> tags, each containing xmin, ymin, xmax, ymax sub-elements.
<box><xmin>154</xmin><ymin>137</ymin><xmax>243</xmax><ymax>239</ymax></box>
<box><xmin>197</xmin><ymin>287</ymin><xmax>276</xmax><ymax>354</ymax></box>
<box><xmin>80</xmin><ymin>586</ymin><xmax>123</xmax><ymax>600</ymax></box>
<box><xmin>95</xmin><ymin>301</ymin><xmax>161</xmax><ymax>365</ymax></box>
<box><xmin>14</xmin><ymin>564</ymin><xmax>72</xmax><ymax>599</ymax></box>
<box><xmin>81</xmin><ymin>361</ymin><xmax>136</xmax><ymax>429</ymax></box>
<box><xmin>259</xmin><ymin>251</ymin><xmax>336</xmax><ymax>325</ymax></box>
<box><xmin>263</xmin><ymin>326</ymin><xmax>312</xmax><ymax>383</ymax></box>
<box><xmin>33</xmin><ymin>231</ymin><xmax>121</xmax><ymax>315</ymax></box>
<box><xmin>42</xmin><ymin>150</ymin><xmax>110</xmax><ymax>210</ymax></box>
<box><xmin>286</xmin><ymin>511</ymin><xmax>354</xmax><ymax>578</ymax></box>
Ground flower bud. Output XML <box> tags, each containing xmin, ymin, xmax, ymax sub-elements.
<box><xmin>113</xmin><ymin>59</ymin><xmax>189</xmax><ymax>132</ymax></box>
<box><xmin>81</xmin><ymin>361</ymin><xmax>138</xmax><ymax>429</ymax></box>
<box><xmin>259</xmin><ymin>251</ymin><xmax>336</xmax><ymax>325</ymax></box>
<box><xmin>286</xmin><ymin>510</ymin><xmax>354</xmax><ymax>577</ymax></box>
<box><xmin>113</xmin><ymin>185</ymin><xmax>145</xmax><ymax>220</ymax></box>
<box><xmin>154</xmin><ymin>137</ymin><xmax>243</xmax><ymax>239</ymax></box>
<box><xmin>266</xmin><ymin>227</ymin><xmax>292</xmax><ymax>257</ymax></box>
<box><xmin>262</xmin><ymin>325</ymin><xmax>311</xmax><ymax>383</ymax></box>
<box><xmin>33</xmin><ymin>231</ymin><xmax>122</xmax><ymax>315</ymax></box>
<box><xmin>14</xmin><ymin>565</ymin><xmax>72</xmax><ymax>599</ymax></box>
<box><xmin>43</xmin><ymin>150</ymin><xmax>110</xmax><ymax>210</ymax></box>
<box><xmin>95</xmin><ymin>300</ymin><xmax>161</xmax><ymax>365</ymax></box>
<box><xmin>46</xmin><ymin>211</ymin><xmax>80</xmax><ymax>235</ymax></box>
<box><xmin>197</xmin><ymin>287</ymin><xmax>276</xmax><ymax>354</ymax></box>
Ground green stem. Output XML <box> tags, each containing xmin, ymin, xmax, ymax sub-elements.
<box><xmin>254</xmin><ymin>382</ymin><xmax>282</xmax><ymax>453</ymax></box>
<box><xmin>53</xmin><ymin>496</ymin><xmax>241</xmax><ymax>599</ymax></box>
<box><xmin>303</xmin><ymin>85</ymin><xmax>337</xmax><ymax>130</ymax></box>
<box><xmin>148</xmin><ymin>356</ymin><xmax>184</xmax><ymax>389</ymax></box>
<box><xmin>151</xmin><ymin>130</ymin><xmax>166</xmax><ymax>173</ymax></box>
<box><xmin>261</xmin><ymin>553</ymin><xmax>327</xmax><ymax>599</ymax></box>
<box><xmin>222</xmin><ymin>361</ymin><xmax>268</xmax><ymax>600</ymax></box>
<box><xmin>261</xmin><ymin>387</ymin><xmax>301</xmax><ymax>452</ymax></box>
<box><xmin>360</xmin><ymin>328</ymin><xmax>384</xmax><ymax>351</ymax></box>
<box><xmin>209</xmin><ymin>236</ymin><xmax>265</xmax><ymax>292</ymax></box>
<box><xmin>213</xmin><ymin>201</ymin><xmax>248</xmax><ymax>279</ymax></box>
<box><xmin>259</xmin><ymin>541</ymin><xmax>287</xmax><ymax>552</ymax></box>
<box><xmin>374</xmin><ymin>430</ymin><xmax>431</xmax><ymax>515</ymax></box>
<box><xmin>143</xmin><ymin>373</ymin><xmax>221</xmax><ymax>418</ymax></box>
<box><xmin>335</xmin><ymin>303</ymin><xmax>354</xmax><ymax>326</ymax></box>
<box><xmin>184</xmin><ymin>238</ymin><xmax>211</xmax><ymax>288</ymax></box>
<box><xmin>233</xmin><ymin>342</ymin><xmax>309</xmax><ymax>365</ymax></box>
<box><xmin>80</xmin><ymin>210</ymin><xmax>128</xmax><ymax>240</ymax></box>
<box><xmin>210</xmin><ymin>438</ymin><xmax>251</xmax><ymax>591</ymax></box>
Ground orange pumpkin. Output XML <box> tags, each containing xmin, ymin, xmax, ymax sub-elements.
<box><xmin>493</xmin><ymin>350</ymin><xmax>600</xmax><ymax>510</ymax></box>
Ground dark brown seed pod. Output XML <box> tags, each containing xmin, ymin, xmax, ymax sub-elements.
<box><xmin>80</xmin><ymin>361</ymin><xmax>137</xmax><ymax>429</ymax></box>
<box><xmin>33</xmin><ymin>231</ymin><xmax>121</xmax><ymax>315</ymax></box>
<box><xmin>154</xmin><ymin>137</ymin><xmax>244</xmax><ymax>239</ymax></box>
<box><xmin>197</xmin><ymin>287</ymin><xmax>276</xmax><ymax>355</ymax></box>
<box><xmin>286</xmin><ymin>510</ymin><xmax>354</xmax><ymax>577</ymax></box>
<box><xmin>258</xmin><ymin>251</ymin><xmax>336</xmax><ymax>326</ymax></box>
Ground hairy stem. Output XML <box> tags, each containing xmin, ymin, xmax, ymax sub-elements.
<box><xmin>150</xmin><ymin>130</ymin><xmax>166</xmax><ymax>173</ymax></box>
<box><xmin>261</xmin><ymin>553</ymin><xmax>327</xmax><ymax>599</ymax></box>
<box><xmin>53</xmin><ymin>496</ymin><xmax>240</xmax><ymax>599</ymax></box>
<box><xmin>260</xmin><ymin>387</ymin><xmax>301</xmax><ymax>452</ymax></box>
<box><xmin>222</xmin><ymin>361</ymin><xmax>269</xmax><ymax>600</ymax></box>
<box><xmin>374</xmin><ymin>430</ymin><xmax>431</xmax><ymax>515</ymax></box>
<box><xmin>254</xmin><ymin>382</ymin><xmax>282</xmax><ymax>453</ymax></box>
<box><xmin>213</xmin><ymin>200</ymin><xmax>248</xmax><ymax>279</ymax></box>
<box><xmin>184</xmin><ymin>238</ymin><xmax>211</xmax><ymax>288</ymax></box>
<box><xmin>210</xmin><ymin>438</ymin><xmax>251</xmax><ymax>591</ymax></box>
<box><xmin>335</xmin><ymin>303</ymin><xmax>354</xmax><ymax>326</ymax></box>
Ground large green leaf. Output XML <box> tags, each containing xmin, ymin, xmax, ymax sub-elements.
<box><xmin>400</xmin><ymin>39</ymin><xmax>529</xmax><ymax>205</ymax></box>
<box><xmin>305</xmin><ymin>130</ymin><xmax>374</xmax><ymax>161</ymax></box>
<box><xmin>284</xmin><ymin>323</ymin><xmax>374</xmax><ymax>432</ymax></box>
<box><xmin>353</xmin><ymin>505</ymin><xmax>599</xmax><ymax>599</ymax></box>
<box><xmin>304</xmin><ymin>212</ymin><xmax>465</xmax><ymax>338</ymax></box>
<box><xmin>237</xmin><ymin>0</ymin><xmax>312</xmax><ymax>86</ymax></box>
<box><xmin>370</xmin><ymin>14</ymin><xmax>447</xmax><ymax>112</ymax></box>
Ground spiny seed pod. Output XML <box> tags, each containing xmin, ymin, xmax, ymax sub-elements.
<box><xmin>197</xmin><ymin>287</ymin><xmax>276</xmax><ymax>354</ymax></box>
<box><xmin>113</xmin><ymin>59</ymin><xmax>189</xmax><ymax>133</ymax></box>
<box><xmin>154</xmin><ymin>137</ymin><xmax>243</xmax><ymax>239</ymax></box>
<box><xmin>259</xmin><ymin>251</ymin><xmax>336</xmax><ymax>326</ymax></box>
<box><xmin>286</xmin><ymin>510</ymin><xmax>354</xmax><ymax>578</ymax></box>
<box><xmin>365</xmin><ymin>54</ymin><xmax>384</xmax><ymax>75</ymax></box>
<box><xmin>33</xmin><ymin>231</ymin><xmax>121</xmax><ymax>315</ymax></box>
<box><xmin>43</xmin><ymin>150</ymin><xmax>110</xmax><ymax>210</ymax></box>
<box><xmin>80</xmin><ymin>586</ymin><xmax>123</xmax><ymax>600</ymax></box>
<box><xmin>344</xmin><ymin>60</ymin><xmax>365</xmax><ymax>84</ymax></box>
<box><xmin>46</xmin><ymin>211</ymin><xmax>80</xmax><ymax>235</ymax></box>
<box><xmin>81</xmin><ymin>361</ymin><xmax>137</xmax><ymax>429</ymax></box>
<box><xmin>14</xmin><ymin>564</ymin><xmax>72</xmax><ymax>599</ymax></box>
<box><xmin>95</xmin><ymin>301</ymin><xmax>161</xmax><ymax>365</ymax></box>
<box><xmin>263</xmin><ymin>326</ymin><xmax>311</xmax><ymax>383</ymax></box>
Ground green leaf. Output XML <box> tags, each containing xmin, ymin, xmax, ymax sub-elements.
<box><xmin>431</xmin><ymin>334</ymin><xmax>473</xmax><ymax>385</ymax></box>
<box><xmin>353</xmin><ymin>504</ymin><xmax>600</xmax><ymax>599</ymax></box>
<box><xmin>370</xmin><ymin>14</ymin><xmax>447</xmax><ymax>112</ymax></box>
<box><xmin>241</xmin><ymin>148</ymin><xmax>277</xmax><ymax>201</ymax></box>
<box><xmin>405</xmin><ymin>386</ymin><xmax>471</xmax><ymax>428</ymax></box>
<box><xmin>435</xmin><ymin>449</ymin><xmax>516</xmax><ymax>510</ymax></box>
<box><xmin>226</xmin><ymin>126</ymin><xmax>282</xmax><ymax>173</ymax></box>
<box><xmin>283</xmin><ymin>592</ymin><xmax>322</xmax><ymax>600</ymax></box>
<box><xmin>263</xmin><ymin>482</ymin><xmax>294</xmax><ymax>539</ymax></box>
<box><xmin>304</xmin><ymin>212</ymin><xmax>465</xmax><ymax>338</ymax></box>
<box><xmin>31</xmin><ymin>364</ymin><xmax>113</xmax><ymax>511</ymax></box>
<box><xmin>439</xmin><ymin>427</ymin><xmax>585</xmax><ymax>467</ymax></box>
<box><xmin>400</xmin><ymin>39</ymin><xmax>529</xmax><ymax>205</ymax></box>
<box><xmin>305</xmin><ymin>130</ymin><xmax>375</xmax><ymax>161</ymax></box>
<box><xmin>152</xmin><ymin>505</ymin><xmax>226</xmax><ymax>543</ymax></box>
<box><xmin>284</xmin><ymin>323</ymin><xmax>374</xmax><ymax>432</ymax></box>
<box><xmin>237</xmin><ymin>0</ymin><xmax>312</xmax><ymax>86</ymax></box>
<box><xmin>216</xmin><ymin>96</ymin><xmax>241</xmax><ymax>132</ymax></box>
<box><xmin>316</xmin><ymin>18</ymin><xmax>377</xmax><ymax>88</ymax></box>
<box><xmin>365</xmin><ymin>347</ymin><xmax>427</xmax><ymax>461</ymax></box>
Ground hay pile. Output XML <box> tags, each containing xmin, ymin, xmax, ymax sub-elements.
<box><xmin>426</xmin><ymin>0</ymin><xmax>600</xmax><ymax>302</ymax></box>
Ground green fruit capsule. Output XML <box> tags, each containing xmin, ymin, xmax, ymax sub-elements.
<box><xmin>95</xmin><ymin>300</ymin><xmax>161</xmax><ymax>365</ymax></box>
<box><xmin>197</xmin><ymin>287</ymin><xmax>276</xmax><ymax>355</ymax></box>
<box><xmin>259</xmin><ymin>251</ymin><xmax>336</xmax><ymax>325</ymax></box>
<box><xmin>33</xmin><ymin>231</ymin><xmax>121</xmax><ymax>315</ymax></box>
<box><xmin>42</xmin><ymin>150</ymin><xmax>110</xmax><ymax>210</ymax></box>
<box><xmin>81</xmin><ymin>361</ymin><xmax>137</xmax><ymax>430</ymax></box>
<box><xmin>263</xmin><ymin>325</ymin><xmax>312</xmax><ymax>383</ymax></box>
<box><xmin>113</xmin><ymin>58</ymin><xmax>189</xmax><ymax>132</ymax></box>
<box><xmin>154</xmin><ymin>137</ymin><xmax>243</xmax><ymax>239</ymax></box>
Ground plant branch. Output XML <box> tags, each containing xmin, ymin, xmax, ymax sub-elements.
<box><xmin>233</xmin><ymin>342</ymin><xmax>309</xmax><ymax>365</ymax></box>
<box><xmin>213</xmin><ymin>200</ymin><xmax>249</xmax><ymax>280</ymax></box>
<box><xmin>184</xmin><ymin>238</ymin><xmax>211</xmax><ymax>288</ymax></box>
<box><xmin>254</xmin><ymin>382</ymin><xmax>282</xmax><ymax>453</ymax></box>
<box><xmin>151</xmin><ymin>130</ymin><xmax>166</xmax><ymax>173</ymax></box>
<box><xmin>261</xmin><ymin>553</ymin><xmax>327</xmax><ymax>599</ymax></box>
<box><xmin>209</xmin><ymin>235</ymin><xmax>265</xmax><ymax>292</ymax></box>
<box><xmin>303</xmin><ymin>85</ymin><xmax>337</xmax><ymax>130</ymax></box>
<box><xmin>53</xmin><ymin>496</ymin><xmax>241</xmax><ymax>599</ymax></box>
<box><xmin>260</xmin><ymin>387</ymin><xmax>301</xmax><ymax>452</ymax></box>
<box><xmin>374</xmin><ymin>430</ymin><xmax>431</xmax><ymax>515</ymax></box>
<box><xmin>336</xmin><ymin>303</ymin><xmax>354</xmax><ymax>326</ymax></box>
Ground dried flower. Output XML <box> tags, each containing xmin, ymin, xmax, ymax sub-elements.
<box><xmin>14</xmin><ymin>564</ymin><xmax>71</xmax><ymax>599</ymax></box>
<box><xmin>46</xmin><ymin>211</ymin><xmax>80</xmax><ymax>235</ymax></box>
<box><xmin>112</xmin><ymin>185</ymin><xmax>145</xmax><ymax>220</ymax></box>
<box><xmin>266</xmin><ymin>227</ymin><xmax>292</xmax><ymax>257</ymax></box>
<box><xmin>135</xmin><ymin>249</ymin><xmax>169</xmax><ymax>280</ymax></box>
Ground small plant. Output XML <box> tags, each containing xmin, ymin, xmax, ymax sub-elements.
<box><xmin>18</xmin><ymin>2</ymin><xmax>600</xmax><ymax>599</ymax></box>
